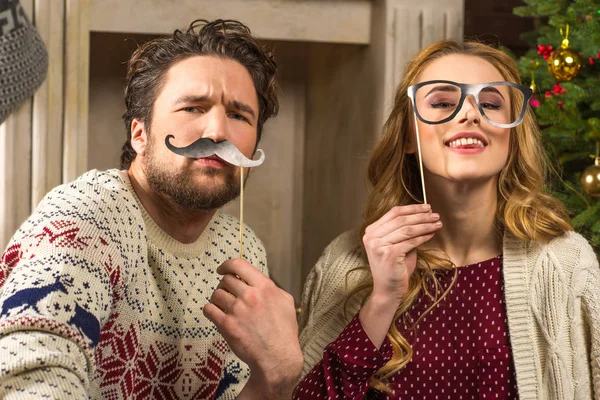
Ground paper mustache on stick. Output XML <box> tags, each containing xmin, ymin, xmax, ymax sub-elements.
<box><xmin>164</xmin><ymin>135</ymin><xmax>264</xmax><ymax>167</ymax></box>
<box><xmin>164</xmin><ymin>135</ymin><xmax>266</xmax><ymax>260</ymax></box>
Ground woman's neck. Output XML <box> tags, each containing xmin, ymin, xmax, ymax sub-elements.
<box><xmin>420</xmin><ymin>176</ymin><xmax>502</xmax><ymax>267</ymax></box>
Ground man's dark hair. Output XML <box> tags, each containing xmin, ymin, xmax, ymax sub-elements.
<box><xmin>120</xmin><ymin>19</ymin><xmax>279</xmax><ymax>169</ymax></box>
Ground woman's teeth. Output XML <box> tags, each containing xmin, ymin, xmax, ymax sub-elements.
<box><xmin>447</xmin><ymin>138</ymin><xmax>485</xmax><ymax>148</ymax></box>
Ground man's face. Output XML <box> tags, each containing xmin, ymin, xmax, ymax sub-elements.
<box><xmin>140</xmin><ymin>55</ymin><xmax>259</xmax><ymax>211</ymax></box>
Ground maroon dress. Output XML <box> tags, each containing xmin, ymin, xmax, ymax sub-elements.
<box><xmin>294</xmin><ymin>256</ymin><xmax>519</xmax><ymax>400</ymax></box>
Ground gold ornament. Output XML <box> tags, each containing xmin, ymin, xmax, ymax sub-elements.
<box><xmin>547</xmin><ymin>25</ymin><xmax>581</xmax><ymax>82</ymax></box>
<box><xmin>581</xmin><ymin>143</ymin><xmax>600</xmax><ymax>197</ymax></box>
<box><xmin>529</xmin><ymin>62</ymin><xmax>539</xmax><ymax>93</ymax></box>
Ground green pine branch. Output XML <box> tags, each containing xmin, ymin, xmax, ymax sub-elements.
<box><xmin>514</xmin><ymin>0</ymin><xmax>600</xmax><ymax>254</ymax></box>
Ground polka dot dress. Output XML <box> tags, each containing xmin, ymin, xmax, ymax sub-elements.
<box><xmin>294</xmin><ymin>255</ymin><xmax>519</xmax><ymax>400</ymax></box>
<box><xmin>386</xmin><ymin>255</ymin><xmax>519</xmax><ymax>399</ymax></box>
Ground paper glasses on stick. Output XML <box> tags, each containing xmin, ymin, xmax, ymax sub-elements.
<box><xmin>406</xmin><ymin>80</ymin><xmax>532</xmax><ymax>204</ymax></box>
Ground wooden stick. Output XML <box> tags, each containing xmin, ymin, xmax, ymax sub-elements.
<box><xmin>413</xmin><ymin>114</ymin><xmax>428</xmax><ymax>204</ymax></box>
<box><xmin>239</xmin><ymin>166</ymin><xmax>244</xmax><ymax>259</ymax></box>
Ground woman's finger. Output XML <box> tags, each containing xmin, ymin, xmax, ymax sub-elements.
<box><xmin>374</xmin><ymin>211</ymin><xmax>440</xmax><ymax>239</ymax></box>
<box><xmin>381</xmin><ymin>220</ymin><xmax>442</xmax><ymax>245</ymax></box>
<box><xmin>390</xmin><ymin>231</ymin><xmax>437</xmax><ymax>256</ymax></box>
<box><xmin>366</xmin><ymin>204</ymin><xmax>432</xmax><ymax>233</ymax></box>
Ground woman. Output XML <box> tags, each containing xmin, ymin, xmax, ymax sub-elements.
<box><xmin>294</xmin><ymin>40</ymin><xmax>599</xmax><ymax>399</ymax></box>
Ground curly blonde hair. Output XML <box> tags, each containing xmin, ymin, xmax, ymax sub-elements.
<box><xmin>347</xmin><ymin>39</ymin><xmax>573</xmax><ymax>392</ymax></box>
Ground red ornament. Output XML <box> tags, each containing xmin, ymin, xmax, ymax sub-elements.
<box><xmin>557</xmin><ymin>101</ymin><xmax>564</xmax><ymax>109</ymax></box>
<box><xmin>552</xmin><ymin>83</ymin><xmax>565</xmax><ymax>94</ymax></box>
<box><xmin>545</xmin><ymin>91</ymin><xmax>552</xmax><ymax>98</ymax></box>
<box><xmin>530</xmin><ymin>98</ymin><xmax>540</xmax><ymax>108</ymax></box>
<box><xmin>537</xmin><ymin>45</ymin><xmax>554</xmax><ymax>60</ymax></box>
<box><xmin>590</xmin><ymin>57</ymin><xmax>595</xmax><ymax>65</ymax></box>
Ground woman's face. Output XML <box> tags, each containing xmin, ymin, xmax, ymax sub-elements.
<box><xmin>410</xmin><ymin>54</ymin><xmax>512</xmax><ymax>186</ymax></box>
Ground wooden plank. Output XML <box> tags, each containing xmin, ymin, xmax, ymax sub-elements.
<box><xmin>63</xmin><ymin>0</ymin><xmax>90</xmax><ymax>182</ymax></box>
<box><xmin>221</xmin><ymin>42</ymin><xmax>308</xmax><ymax>300</ymax></box>
<box><xmin>0</xmin><ymin>101</ymin><xmax>32</xmax><ymax>249</ymax></box>
<box><xmin>89</xmin><ymin>0</ymin><xmax>371</xmax><ymax>44</ymax></box>
<box><xmin>445</xmin><ymin>8</ymin><xmax>464</xmax><ymax>40</ymax></box>
<box><xmin>302</xmin><ymin>42</ymin><xmax>374</xmax><ymax>281</ymax></box>
<box><xmin>32</xmin><ymin>0</ymin><xmax>64</xmax><ymax>208</ymax></box>
<box><xmin>0</xmin><ymin>0</ymin><xmax>34</xmax><ymax>249</ymax></box>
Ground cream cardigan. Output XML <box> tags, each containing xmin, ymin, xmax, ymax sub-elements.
<box><xmin>298</xmin><ymin>230</ymin><xmax>600</xmax><ymax>399</ymax></box>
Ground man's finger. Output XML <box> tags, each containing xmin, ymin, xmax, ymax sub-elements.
<box><xmin>217</xmin><ymin>259</ymin><xmax>265</xmax><ymax>286</ymax></box>
<box><xmin>203</xmin><ymin>302</ymin><xmax>226</xmax><ymax>327</ymax></box>
<box><xmin>218</xmin><ymin>273</ymin><xmax>249</xmax><ymax>298</ymax></box>
<box><xmin>210</xmin><ymin>288</ymin><xmax>236</xmax><ymax>313</ymax></box>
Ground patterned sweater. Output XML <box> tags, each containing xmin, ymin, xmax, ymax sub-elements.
<box><xmin>0</xmin><ymin>169</ymin><xmax>268</xmax><ymax>399</ymax></box>
<box><xmin>298</xmin><ymin>230</ymin><xmax>600</xmax><ymax>399</ymax></box>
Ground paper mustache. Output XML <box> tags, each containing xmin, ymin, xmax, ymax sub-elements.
<box><xmin>165</xmin><ymin>135</ymin><xmax>265</xmax><ymax>167</ymax></box>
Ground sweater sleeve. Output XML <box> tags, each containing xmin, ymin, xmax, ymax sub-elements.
<box><xmin>295</xmin><ymin>231</ymin><xmax>393</xmax><ymax>399</ymax></box>
<box><xmin>294</xmin><ymin>313</ymin><xmax>393</xmax><ymax>400</ymax></box>
<box><xmin>581</xmin><ymin>247</ymin><xmax>600</xmax><ymax>398</ymax></box>
<box><xmin>0</xmin><ymin>177</ymin><xmax>131</xmax><ymax>399</ymax></box>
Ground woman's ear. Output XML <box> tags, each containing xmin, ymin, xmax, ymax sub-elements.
<box><xmin>406</xmin><ymin>126</ymin><xmax>418</xmax><ymax>154</ymax></box>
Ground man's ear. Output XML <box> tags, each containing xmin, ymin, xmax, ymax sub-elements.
<box><xmin>131</xmin><ymin>119</ymin><xmax>148</xmax><ymax>156</ymax></box>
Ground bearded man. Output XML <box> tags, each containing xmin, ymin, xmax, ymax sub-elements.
<box><xmin>0</xmin><ymin>19</ymin><xmax>302</xmax><ymax>400</ymax></box>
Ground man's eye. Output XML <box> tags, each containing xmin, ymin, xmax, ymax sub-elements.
<box><xmin>182</xmin><ymin>106</ymin><xmax>200</xmax><ymax>113</ymax></box>
<box><xmin>229</xmin><ymin>113</ymin><xmax>247</xmax><ymax>122</ymax></box>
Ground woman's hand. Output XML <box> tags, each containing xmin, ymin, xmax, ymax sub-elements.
<box><xmin>359</xmin><ymin>204</ymin><xmax>441</xmax><ymax>347</ymax></box>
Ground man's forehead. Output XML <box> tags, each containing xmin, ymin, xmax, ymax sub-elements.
<box><xmin>159</xmin><ymin>56</ymin><xmax>258</xmax><ymax>106</ymax></box>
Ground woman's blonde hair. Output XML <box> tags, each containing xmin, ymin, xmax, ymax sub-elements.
<box><xmin>348</xmin><ymin>39</ymin><xmax>573</xmax><ymax>392</ymax></box>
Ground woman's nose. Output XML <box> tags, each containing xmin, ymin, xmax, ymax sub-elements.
<box><xmin>457</xmin><ymin>95</ymin><xmax>480</xmax><ymax>124</ymax></box>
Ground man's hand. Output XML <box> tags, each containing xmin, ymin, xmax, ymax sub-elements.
<box><xmin>203</xmin><ymin>259</ymin><xmax>303</xmax><ymax>399</ymax></box>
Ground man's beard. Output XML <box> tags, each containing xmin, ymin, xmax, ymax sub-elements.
<box><xmin>143</xmin><ymin>135</ymin><xmax>241</xmax><ymax>212</ymax></box>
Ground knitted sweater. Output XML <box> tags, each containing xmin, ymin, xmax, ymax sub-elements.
<box><xmin>298</xmin><ymin>230</ymin><xmax>600</xmax><ymax>399</ymax></box>
<box><xmin>0</xmin><ymin>169</ymin><xmax>268</xmax><ymax>399</ymax></box>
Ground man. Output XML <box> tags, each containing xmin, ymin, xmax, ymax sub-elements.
<box><xmin>0</xmin><ymin>19</ymin><xmax>302</xmax><ymax>399</ymax></box>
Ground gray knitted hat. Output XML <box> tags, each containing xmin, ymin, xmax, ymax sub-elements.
<box><xmin>0</xmin><ymin>0</ymin><xmax>48</xmax><ymax>124</ymax></box>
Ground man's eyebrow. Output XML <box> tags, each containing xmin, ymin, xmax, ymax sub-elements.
<box><xmin>172</xmin><ymin>96</ymin><xmax>257</xmax><ymax>119</ymax></box>
<box><xmin>173</xmin><ymin>95</ymin><xmax>211</xmax><ymax>106</ymax></box>
<box><xmin>230</xmin><ymin>100</ymin><xmax>257</xmax><ymax>120</ymax></box>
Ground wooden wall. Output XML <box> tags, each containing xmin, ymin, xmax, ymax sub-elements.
<box><xmin>2</xmin><ymin>0</ymin><xmax>467</xmax><ymax>302</ymax></box>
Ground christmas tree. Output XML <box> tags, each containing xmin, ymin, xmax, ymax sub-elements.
<box><xmin>514</xmin><ymin>0</ymin><xmax>600</xmax><ymax>253</ymax></box>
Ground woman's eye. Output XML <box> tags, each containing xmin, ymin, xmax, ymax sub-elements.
<box><xmin>481</xmin><ymin>103</ymin><xmax>501</xmax><ymax>110</ymax></box>
<box><xmin>431</xmin><ymin>102</ymin><xmax>455</xmax><ymax>109</ymax></box>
